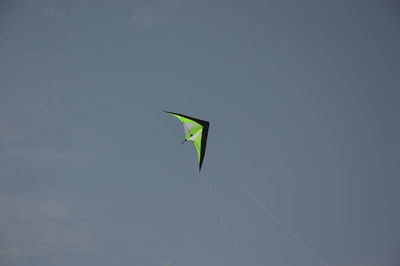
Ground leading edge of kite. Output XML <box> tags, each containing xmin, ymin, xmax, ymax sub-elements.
<box><xmin>164</xmin><ymin>111</ymin><xmax>210</xmax><ymax>171</ymax></box>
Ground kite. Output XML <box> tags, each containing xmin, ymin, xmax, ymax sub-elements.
<box><xmin>165</xmin><ymin>111</ymin><xmax>210</xmax><ymax>171</ymax></box>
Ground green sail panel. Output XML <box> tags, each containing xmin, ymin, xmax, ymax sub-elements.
<box><xmin>165</xmin><ymin>111</ymin><xmax>209</xmax><ymax>171</ymax></box>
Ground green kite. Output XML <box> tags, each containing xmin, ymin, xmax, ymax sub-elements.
<box><xmin>165</xmin><ymin>111</ymin><xmax>210</xmax><ymax>171</ymax></box>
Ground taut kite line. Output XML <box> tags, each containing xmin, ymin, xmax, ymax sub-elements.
<box><xmin>164</xmin><ymin>111</ymin><xmax>210</xmax><ymax>171</ymax></box>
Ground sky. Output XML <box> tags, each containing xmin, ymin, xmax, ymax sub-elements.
<box><xmin>1</xmin><ymin>0</ymin><xmax>400</xmax><ymax>265</ymax></box>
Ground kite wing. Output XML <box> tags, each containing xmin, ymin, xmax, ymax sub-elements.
<box><xmin>165</xmin><ymin>111</ymin><xmax>209</xmax><ymax>171</ymax></box>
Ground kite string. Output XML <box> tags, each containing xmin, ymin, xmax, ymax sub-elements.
<box><xmin>208</xmin><ymin>145</ymin><xmax>330</xmax><ymax>266</ymax></box>
<box><xmin>204</xmin><ymin>169</ymin><xmax>252</xmax><ymax>266</ymax></box>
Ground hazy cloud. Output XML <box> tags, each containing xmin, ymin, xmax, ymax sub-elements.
<box><xmin>0</xmin><ymin>193</ymin><xmax>97</xmax><ymax>265</ymax></box>
<box><xmin>128</xmin><ymin>0</ymin><xmax>179</xmax><ymax>30</ymax></box>
<box><xmin>4</xmin><ymin>148</ymin><xmax>97</xmax><ymax>165</ymax></box>
<box><xmin>0</xmin><ymin>88</ymin><xmax>97</xmax><ymax>166</ymax></box>
<box><xmin>37</xmin><ymin>5</ymin><xmax>57</xmax><ymax>19</ymax></box>
<box><xmin>333</xmin><ymin>258</ymin><xmax>396</xmax><ymax>266</ymax></box>
<box><xmin>162</xmin><ymin>259</ymin><xmax>173</xmax><ymax>266</ymax></box>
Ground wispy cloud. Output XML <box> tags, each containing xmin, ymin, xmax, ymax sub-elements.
<box><xmin>128</xmin><ymin>0</ymin><xmax>179</xmax><ymax>30</ymax></box>
<box><xmin>0</xmin><ymin>194</ymin><xmax>97</xmax><ymax>265</ymax></box>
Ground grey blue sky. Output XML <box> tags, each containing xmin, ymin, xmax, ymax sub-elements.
<box><xmin>1</xmin><ymin>0</ymin><xmax>400</xmax><ymax>266</ymax></box>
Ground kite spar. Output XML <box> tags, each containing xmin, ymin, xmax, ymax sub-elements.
<box><xmin>164</xmin><ymin>111</ymin><xmax>210</xmax><ymax>171</ymax></box>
